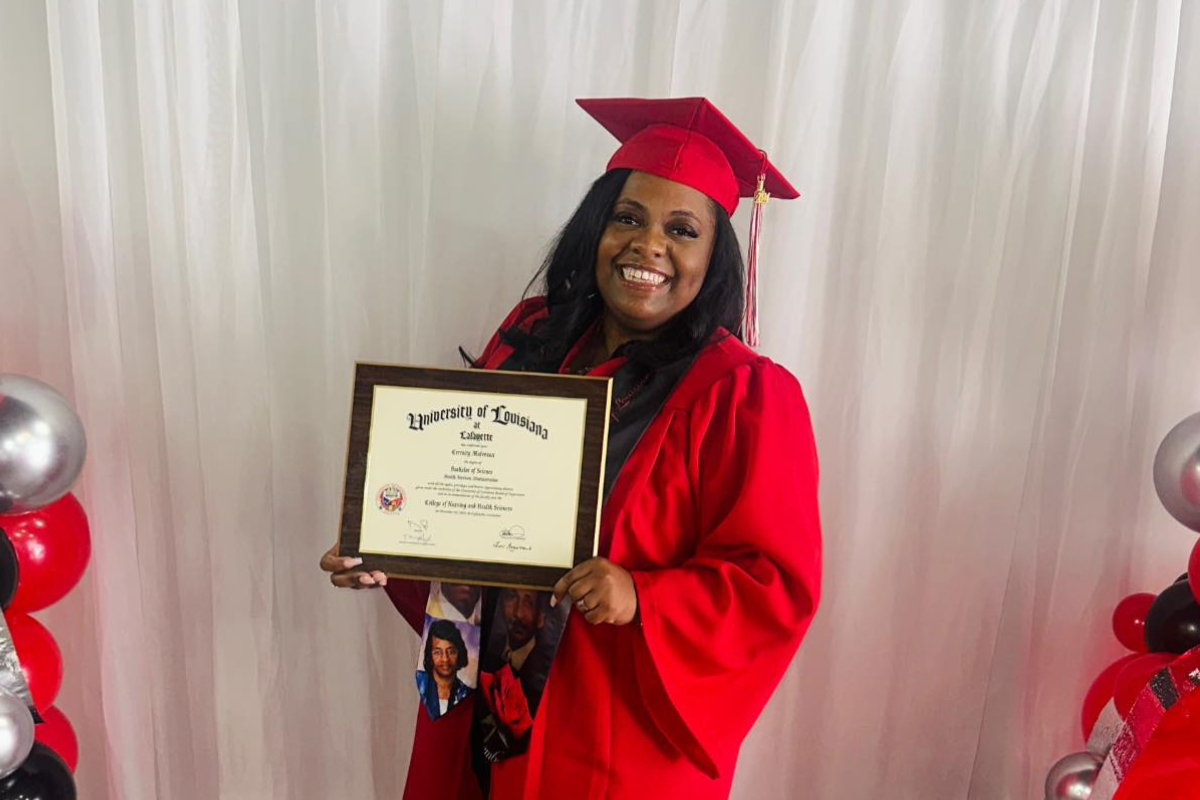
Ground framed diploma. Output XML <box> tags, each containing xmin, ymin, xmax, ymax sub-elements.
<box><xmin>338</xmin><ymin>363</ymin><xmax>612</xmax><ymax>589</ymax></box>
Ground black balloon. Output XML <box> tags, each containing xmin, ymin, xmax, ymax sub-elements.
<box><xmin>1177</xmin><ymin>572</ymin><xmax>1191</xmax><ymax>584</ymax></box>
<box><xmin>1144</xmin><ymin>581</ymin><xmax>1200</xmax><ymax>655</ymax></box>
<box><xmin>0</xmin><ymin>530</ymin><xmax>16</xmax><ymax>610</ymax></box>
<box><xmin>0</xmin><ymin>744</ymin><xmax>74</xmax><ymax>800</ymax></box>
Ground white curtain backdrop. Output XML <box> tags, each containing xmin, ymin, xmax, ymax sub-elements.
<box><xmin>2</xmin><ymin>1</ymin><xmax>1199</xmax><ymax>797</ymax></box>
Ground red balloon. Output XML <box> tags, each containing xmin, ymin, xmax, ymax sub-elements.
<box><xmin>1189</xmin><ymin>538</ymin><xmax>1200</xmax><ymax>605</ymax></box>
<box><xmin>1081</xmin><ymin>653</ymin><xmax>1141</xmax><ymax>740</ymax></box>
<box><xmin>1113</xmin><ymin>652</ymin><xmax>1176</xmax><ymax>716</ymax></box>
<box><xmin>6</xmin><ymin>612</ymin><xmax>63</xmax><ymax>712</ymax></box>
<box><xmin>34</xmin><ymin>705</ymin><xmax>78</xmax><ymax>772</ymax></box>
<box><xmin>0</xmin><ymin>493</ymin><xmax>91</xmax><ymax>612</ymax></box>
<box><xmin>1113</xmin><ymin>593</ymin><xmax>1157</xmax><ymax>652</ymax></box>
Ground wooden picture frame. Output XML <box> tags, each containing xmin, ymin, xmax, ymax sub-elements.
<box><xmin>338</xmin><ymin>363</ymin><xmax>612</xmax><ymax>589</ymax></box>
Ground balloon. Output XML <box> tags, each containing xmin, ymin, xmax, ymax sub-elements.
<box><xmin>0</xmin><ymin>535</ymin><xmax>15</xmax><ymax>611</ymax></box>
<box><xmin>0</xmin><ymin>495</ymin><xmax>90</xmax><ymax>612</ymax></box>
<box><xmin>1081</xmin><ymin>654</ymin><xmax>1140</xmax><ymax>740</ymax></box>
<box><xmin>1112</xmin><ymin>593</ymin><xmax>1156</xmax><ymax>652</ymax></box>
<box><xmin>0</xmin><ymin>377</ymin><xmax>86</xmax><ymax>516</ymax></box>
<box><xmin>1113</xmin><ymin>652</ymin><xmax>1175</xmax><ymax>716</ymax></box>
<box><xmin>33</xmin><ymin>707</ymin><xmax>76</xmax><ymax>773</ymax></box>
<box><xmin>1143</xmin><ymin>581</ymin><xmax>1200</xmax><ymax>654</ymax></box>
<box><xmin>5</xmin><ymin>615</ymin><xmax>61</xmax><ymax>712</ymax></box>
<box><xmin>0</xmin><ymin>743</ymin><xmax>75</xmax><ymax>799</ymax></box>
<box><xmin>1190</xmin><ymin>538</ymin><xmax>1200</xmax><ymax>605</ymax></box>
<box><xmin>0</xmin><ymin>690</ymin><xmax>33</xmax><ymax>780</ymax></box>
<box><xmin>1153</xmin><ymin>412</ymin><xmax>1200</xmax><ymax>533</ymax></box>
<box><xmin>1045</xmin><ymin>751</ymin><xmax>1102</xmax><ymax>799</ymax></box>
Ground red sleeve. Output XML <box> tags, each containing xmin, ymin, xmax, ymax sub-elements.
<box><xmin>629</xmin><ymin>360</ymin><xmax>823</xmax><ymax>777</ymax></box>
<box><xmin>382</xmin><ymin>296</ymin><xmax>548</xmax><ymax>628</ymax></box>
<box><xmin>384</xmin><ymin>580</ymin><xmax>430</xmax><ymax>633</ymax></box>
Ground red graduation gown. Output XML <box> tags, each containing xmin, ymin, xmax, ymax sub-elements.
<box><xmin>386</xmin><ymin>298</ymin><xmax>822</xmax><ymax>800</ymax></box>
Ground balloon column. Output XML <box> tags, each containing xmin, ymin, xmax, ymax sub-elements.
<box><xmin>1043</xmin><ymin>412</ymin><xmax>1200</xmax><ymax>800</ymax></box>
<box><xmin>0</xmin><ymin>375</ymin><xmax>89</xmax><ymax>797</ymax></box>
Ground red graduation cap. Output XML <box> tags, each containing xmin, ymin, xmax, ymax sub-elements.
<box><xmin>576</xmin><ymin>97</ymin><xmax>798</xmax><ymax>347</ymax></box>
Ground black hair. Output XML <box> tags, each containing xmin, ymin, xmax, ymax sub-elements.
<box><xmin>493</xmin><ymin>169</ymin><xmax>745</xmax><ymax>370</ymax></box>
<box><xmin>424</xmin><ymin>619</ymin><xmax>469</xmax><ymax>673</ymax></box>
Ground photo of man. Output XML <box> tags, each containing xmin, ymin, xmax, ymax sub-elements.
<box><xmin>496</xmin><ymin>588</ymin><xmax>542</xmax><ymax>674</ymax></box>
<box><xmin>477</xmin><ymin>588</ymin><xmax>569</xmax><ymax>761</ymax></box>
<box><xmin>426</xmin><ymin>581</ymin><xmax>482</xmax><ymax>626</ymax></box>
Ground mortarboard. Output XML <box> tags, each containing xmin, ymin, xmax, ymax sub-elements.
<box><xmin>576</xmin><ymin>97</ymin><xmax>798</xmax><ymax>347</ymax></box>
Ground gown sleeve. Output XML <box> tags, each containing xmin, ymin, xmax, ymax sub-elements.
<box><xmin>382</xmin><ymin>295</ymin><xmax>548</xmax><ymax>631</ymax></box>
<box><xmin>628</xmin><ymin>359</ymin><xmax>823</xmax><ymax>778</ymax></box>
<box><xmin>384</xmin><ymin>580</ymin><xmax>431</xmax><ymax>633</ymax></box>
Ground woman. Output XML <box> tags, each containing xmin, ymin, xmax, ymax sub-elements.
<box><xmin>417</xmin><ymin>619</ymin><xmax>473</xmax><ymax>720</ymax></box>
<box><xmin>321</xmin><ymin>97</ymin><xmax>822</xmax><ymax>800</ymax></box>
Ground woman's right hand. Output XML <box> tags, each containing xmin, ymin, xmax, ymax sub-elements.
<box><xmin>320</xmin><ymin>543</ymin><xmax>388</xmax><ymax>589</ymax></box>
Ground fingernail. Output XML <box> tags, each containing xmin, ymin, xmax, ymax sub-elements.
<box><xmin>549</xmin><ymin>596</ymin><xmax>557</xmax><ymax>608</ymax></box>
<box><xmin>348</xmin><ymin>558</ymin><xmax>363</xmax><ymax>566</ymax></box>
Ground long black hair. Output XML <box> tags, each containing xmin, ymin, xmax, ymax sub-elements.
<box><xmin>495</xmin><ymin>169</ymin><xmax>745</xmax><ymax>370</ymax></box>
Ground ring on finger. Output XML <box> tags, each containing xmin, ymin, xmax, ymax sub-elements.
<box><xmin>575</xmin><ymin>599</ymin><xmax>591</xmax><ymax>613</ymax></box>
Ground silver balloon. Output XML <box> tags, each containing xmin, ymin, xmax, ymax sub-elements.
<box><xmin>1044</xmin><ymin>751</ymin><xmax>1102</xmax><ymax>800</ymax></box>
<box><xmin>0</xmin><ymin>375</ymin><xmax>86</xmax><ymax>514</ymax></box>
<box><xmin>0</xmin><ymin>688</ymin><xmax>34</xmax><ymax>779</ymax></box>
<box><xmin>1154</xmin><ymin>411</ymin><xmax>1200</xmax><ymax>533</ymax></box>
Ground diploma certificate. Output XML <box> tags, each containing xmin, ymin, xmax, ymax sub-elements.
<box><xmin>338</xmin><ymin>364</ymin><xmax>612</xmax><ymax>589</ymax></box>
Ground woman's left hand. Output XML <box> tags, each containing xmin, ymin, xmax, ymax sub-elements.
<box><xmin>551</xmin><ymin>557</ymin><xmax>638</xmax><ymax>626</ymax></box>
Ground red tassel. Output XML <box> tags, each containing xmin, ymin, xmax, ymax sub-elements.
<box><xmin>744</xmin><ymin>168</ymin><xmax>769</xmax><ymax>348</ymax></box>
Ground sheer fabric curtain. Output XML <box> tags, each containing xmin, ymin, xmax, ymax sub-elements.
<box><xmin>1</xmin><ymin>1</ymin><xmax>1198</xmax><ymax>798</ymax></box>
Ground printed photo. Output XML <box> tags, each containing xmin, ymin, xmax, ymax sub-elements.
<box><xmin>414</xmin><ymin>615</ymin><xmax>480</xmax><ymax>721</ymax></box>
<box><xmin>476</xmin><ymin>588</ymin><xmax>570</xmax><ymax>761</ymax></box>
<box><xmin>426</xmin><ymin>581</ymin><xmax>483</xmax><ymax>625</ymax></box>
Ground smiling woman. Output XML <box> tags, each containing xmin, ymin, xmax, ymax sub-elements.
<box><xmin>320</xmin><ymin>96</ymin><xmax>820</xmax><ymax>800</ymax></box>
<box><xmin>498</xmin><ymin>169</ymin><xmax>748</xmax><ymax>375</ymax></box>
<box><xmin>595</xmin><ymin>172</ymin><xmax>717</xmax><ymax>341</ymax></box>
<box><xmin>417</xmin><ymin>618</ymin><xmax>474</xmax><ymax>721</ymax></box>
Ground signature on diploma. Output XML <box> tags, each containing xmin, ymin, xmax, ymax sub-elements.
<box><xmin>494</xmin><ymin>524</ymin><xmax>532</xmax><ymax>552</ymax></box>
<box><xmin>498</xmin><ymin>525</ymin><xmax>526</xmax><ymax>540</ymax></box>
<box><xmin>401</xmin><ymin>519</ymin><xmax>434</xmax><ymax>545</ymax></box>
